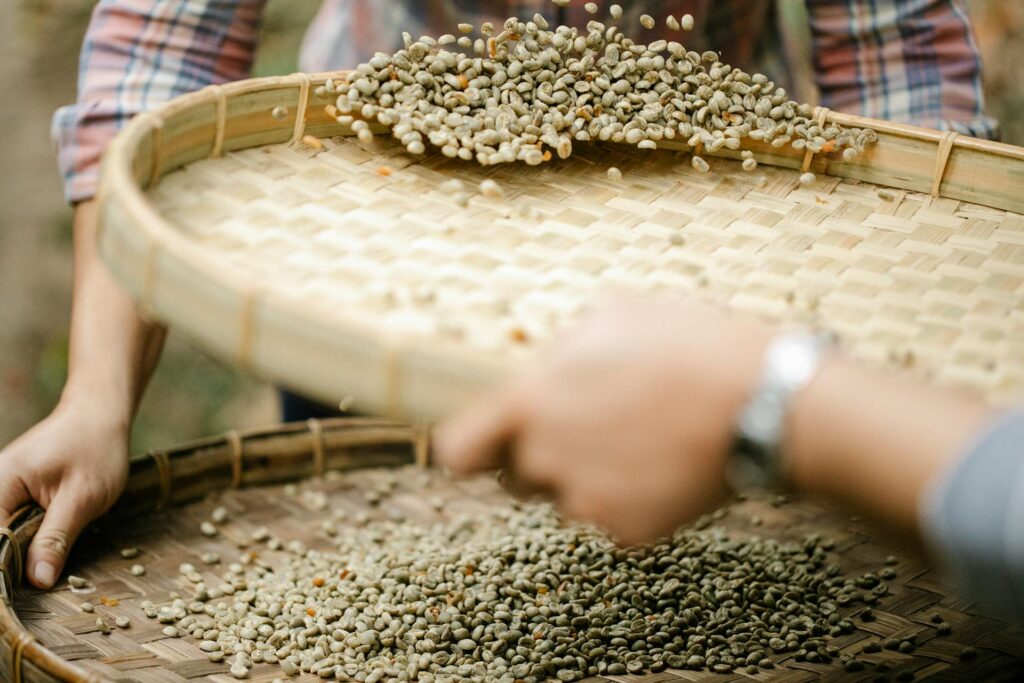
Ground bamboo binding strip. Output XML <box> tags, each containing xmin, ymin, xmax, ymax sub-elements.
<box><xmin>1</xmin><ymin>419</ymin><xmax>1024</xmax><ymax>681</ymax></box>
<box><xmin>96</xmin><ymin>72</ymin><xmax>1024</xmax><ymax>419</ymax></box>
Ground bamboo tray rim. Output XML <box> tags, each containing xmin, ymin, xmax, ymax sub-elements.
<box><xmin>3</xmin><ymin>418</ymin><xmax>1024</xmax><ymax>682</ymax></box>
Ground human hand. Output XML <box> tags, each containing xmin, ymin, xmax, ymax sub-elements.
<box><xmin>0</xmin><ymin>395</ymin><xmax>130</xmax><ymax>589</ymax></box>
<box><xmin>435</xmin><ymin>299</ymin><xmax>773</xmax><ymax>545</ymax></box>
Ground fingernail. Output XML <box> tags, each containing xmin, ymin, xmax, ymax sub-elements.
<box><xmin>34</xmin><ymin>561</ymin><xmax>57</xmax><ymax>588</ymax></box>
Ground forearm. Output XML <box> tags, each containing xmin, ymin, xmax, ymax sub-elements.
<box><xmin>60</xmin><ymin>200</ymin><xmax>166</xmax><ymax>426</ymax></box>
<box><xmin>787</xmin><ymin>356</ymin><xmax>1024</xmax><ymax>618</ymax></box>
<box><xmin>784</xmin><ymin>354</ymin><xmax>996</xmax><ymax>534</ymax></box>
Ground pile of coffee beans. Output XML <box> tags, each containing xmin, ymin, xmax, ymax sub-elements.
<box><xmin>324</xmin><ymin>2</ymin><xmax>876</xmax><ymax>172</ymax></box>
<box><xmin>151</xmin><ymin>496</ymin><xmax>886</xmax><ymax>681</ymax></box>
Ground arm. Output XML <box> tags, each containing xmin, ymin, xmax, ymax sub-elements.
<box><xmin>786</xmin><ymin>357</ymin><xmax>1022</xmax><ymax>620</ymax></box>
<box><xmin>807</xmin><ymin>0</ymin><xmax>999</xmax><ymax>139</ymax></box>
<box><xmin>435</xmin><ymin>300</ymin><xmax>1014</xmax><ymax>609</ymax></box>
<box><xmin>65</xmin><ymin>201</ymin><xmax>166</xmax><ymax>421</ymax></box>
<box><xmin>0</xmin><ymin>201</ymin><xmax>165</xmax><ymax>588</ymax></box>
<box><xmin>0</xmin><ymin>0</ymin><xmax>264</xmax><ymax>589</ymax></box>
<box><xmin>785</xmin><ymin>350</ymin><xmax>991</xmax><ymax>534</ymax></box>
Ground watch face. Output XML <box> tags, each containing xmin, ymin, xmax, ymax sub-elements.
<box><xmin>769</xmin><ymin>336</ymin><xmax>821</xmax><ymax>386</ymax></box>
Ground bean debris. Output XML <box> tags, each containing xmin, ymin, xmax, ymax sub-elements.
<box><xmin>68</xmin><ymin>575</ymin><xmax>90</xmax><ymax>589</ymax></box>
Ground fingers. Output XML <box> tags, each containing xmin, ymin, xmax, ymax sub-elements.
<box><xmin>497</xmin><ymin>465</ymin><xmax>544</xmax><ymax>499</ymax></box>
<box><xmin>26</xmin><ymin>490</ymin><xmax>91</xmax><ymax>590</ymax></box>
<box><xmin>496</xmin><ymin>453</ymin><xmax>556</xmax><ymax>501</ymax></box>
<box><xmin>434</xmin><ymin>385</ymin><xmax>524</xmax><ymax>475</ymax></box>
<box><xmin>560</xmin><ymin>493</ymin><xmax>657</xmax><ymax>548</ymax></box>
<box><xmin>0</xmin><ymin>474</ymin><xmax>29</xmax><ymax>528</ymax></box>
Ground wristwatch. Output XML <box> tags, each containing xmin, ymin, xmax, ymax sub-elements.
<box><xmin>728</xmin><ymin>330</ymin><xmax>830</xmax><ymax>490</ymax></box>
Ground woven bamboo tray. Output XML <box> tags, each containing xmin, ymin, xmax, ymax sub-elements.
<box><xmin>95</xmin><ymin>71</ymin><xmax>1024</xmax><ymax>417</ymax></box>
<box><xmin>2</xmin><ymin>418</ymin><xmax>1023</xmax><ymax>682</ymax></box>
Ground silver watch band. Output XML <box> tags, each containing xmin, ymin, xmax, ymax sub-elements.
<box><xmin>728</xmin><ymin>330</ymin><xmax>830</xmax><ymax>490</ymax></box>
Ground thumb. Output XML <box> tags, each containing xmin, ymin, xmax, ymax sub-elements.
<box><xmin>26</xmin><ymin>490</ymin><xmax>91</xmax><ymax>590</ymax></box>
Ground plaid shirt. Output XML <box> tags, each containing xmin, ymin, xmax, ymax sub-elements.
<box><xmin>53</xmin><ymin>0</ymin><xmax>997</xmax><ymax>204</ymax></box>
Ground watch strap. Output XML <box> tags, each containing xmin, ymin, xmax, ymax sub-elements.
<box><xmin>728</xmin><ymin>331</ymin><xmax>830</xmax><ymax>490</ymax></box>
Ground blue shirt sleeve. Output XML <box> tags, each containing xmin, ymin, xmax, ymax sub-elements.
<box><xmin>920</xmin><ymin>411</ymin><xmax>1024</xmax><ymax>620</ymax></box>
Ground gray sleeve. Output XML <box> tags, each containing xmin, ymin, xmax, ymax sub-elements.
<box><xmin>920</xmin><ymin>411</ymin><xmax>1024</xmax><ymax>620</ymax></box>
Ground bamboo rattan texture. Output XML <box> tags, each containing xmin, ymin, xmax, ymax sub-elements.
<box><xmin>2</xmin><ymin>419</ymin><xmax>1023</xmax><ymax>682</ymax></box>
<box><xmin>96</xmin><ymin>72</ymin><xmax>1024</xmax><ymax>419</ymax></box>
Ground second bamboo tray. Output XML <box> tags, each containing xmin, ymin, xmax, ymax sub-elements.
<box><xmin>96</xmin><ymin>72</ymin><xmax>1024</xmax><ymax>417</ymax></box>
<box><xmin>3</xmin><ymin>418</ymin><xmax>1024</xmax><ymax>681</ymax></box>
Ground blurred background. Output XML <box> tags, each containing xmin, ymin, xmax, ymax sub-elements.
<box><xmin>1</xmin><ymin>1</ymin><xmax>1022</xmax><ymax>453</ymax></box>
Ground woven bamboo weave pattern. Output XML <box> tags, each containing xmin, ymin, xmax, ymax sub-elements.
<box><xmin>148</xmin><ymin>134</ymin><xmax>1024</xmax><ymax>406</ymax></box>
<box><xmin>93</xmin><ymin>72</ymin><xmax>1024</xmax><ymax>417</ymax></box>
<box><xmin>1</xmin><ymin>418</ymin><xmax>1022</xmax><ymax>682</ymax></box>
